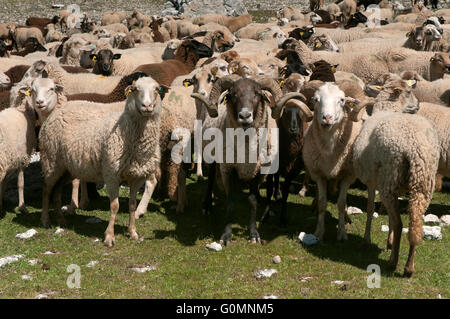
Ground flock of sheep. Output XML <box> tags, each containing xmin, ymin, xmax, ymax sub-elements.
<box><xmin>0</xmin><ymin>0</ymin><xmax>449</xmax><ymax>278</ymax></box>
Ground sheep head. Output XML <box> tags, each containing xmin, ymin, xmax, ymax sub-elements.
<box><xmin>27</xmin><ymin>78</ymin><xmax>64</xmax><ymax>121</ymax></box>
<box><xmin>430</xmin><ymin>52</ymin><xmax>450</xmax><ymax>77</ymax></box>
<box><xmin>124</xmin><ymin>76</ymin><xmax>166</xmax><ymax>117</ymax></box>
<box><xmin>175</xmin><ymin>39</ymin><xmax>213</xmax><ymax>65</ymax></box>
<box><xmin>90</xmin><ymin>49</ymin><xmax>121</xmax><ymax>76</ymax></box>
<box><xmin>211</xmin><ymin>30</ymin><xmax>235</xmax><ymax>53</ymax></box>
<box><xmin>372</xmin><ymin>79</ymin><xmax>419</xmax><ymax>114</ymax></box>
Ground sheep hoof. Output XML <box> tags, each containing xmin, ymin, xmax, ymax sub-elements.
<box><xmin>220</xmin><ymin>233</ymin><xmax>232</xmax><ymax>246</ymax></box>
<box><xmin>403</xmin><ymin>267</ymin><xmax>414</xmax><ymax>278</ymax></box>
<box><xmin>18</xmin><ymin>205</ymin><xmax>29</xmax><ymax>214</ymax></box>
<box><xmin>104</xmin><ymin>235</ymin><xmax>116</xmax><ymax>247</ymax></box>
<box><xmin>298</xmin><ymin>189</ymin><xmax>307</xmax><ymax>197</ymax></box>
<box><xmin>130</xmin><ymin>231</ymin><xmax>139</xmax><ymax>241</ymax></box>
<box><xmin>41</xmin><ymin>217</ymin><xmax>50</xmax><ymax>229</ymax></box>
<box><xmin>135</xmin><ymin>210</ymin><xmax>145</xmax><ymax>219</ymax></box>
<box><xmin>250</xmin><ymin>231</ymin><xmax>261</xmax><ymax>244</ymax></box>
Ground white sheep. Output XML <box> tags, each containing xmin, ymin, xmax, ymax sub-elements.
<box><xmin>39</xmin><ymin>76</ymin><xmax>162</xmax><ymax>246</ymax></box>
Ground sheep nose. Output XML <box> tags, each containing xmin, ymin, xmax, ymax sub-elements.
<box><xmin>238</xmin><ymin>111</ymin><xmax>252</xmax><ymax>120</ymax></box>
<box><xmin>199</xmin><ymin>91</ymin><xmax>207</xmax><ymax>96</ymax></box>
<box><xmin>36</xmin><ymin>99</ymin><xmax>44</xmax><ymax>105</ymax></box>
<box><xmin>323</xmin><ymin>114</ymin><xmax>333</xmax><ymax>123</ymax></box>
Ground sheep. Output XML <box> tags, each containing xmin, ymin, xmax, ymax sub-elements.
<box><xmin>133</xmin><ymin>40</ymin><xmax>213</xmax><ymax>86</ymax></box>
<box><xmin>90</xmin><ymin>49</ymin><xmax>122</xmax><ymax>76</ymax></box>
<box><xmin>200</xmin><ymin>30</ymin><xmax>236</xmax><ymax>53</ymax></box>
<box><xmin>0</xmin><ymin>84</ymin><xmax>37</xmax><ymax>214</ymax></box>
<box><xmin>9</xmin><ymin>26</ymin><xmax>45</xmax><ymax>50</ymax></box>
<box><xmin>96</xmin><ymin>23</ymin><xmax>129</xmax><ymax>36</ymax></box>
<box><xmin>0</xmin><ymin>22</ymin><xmax>15</xmax><ymax>41</ymax></box>
<box><xmin>423</xmin><ymin>24</ymin><xmax>448</xmax><ymax>52</ymax></box>
<box><xmin>192</xmin><ymin>13</ymin><xmax>229</xmax><ymax>26</ymax></box>
<box><xmin>228</xmin><ymin>58</ymin><xmax>265</xmax><ymax>78</ymax></box>
<box><xmin>307</xmin><ymin>33</ymin><xmax>340</xmax><ymax>52</ymax></box>
<box><xmin>339</xmin><ymin>0</ymin><xmax>357</xmax><ymax>23</ymax></box>
<box><xmin>67</xmin><ymin>71</ymin><xmax>148</xmax><ymax>103</ymax></box>
<box><xmin>302</xmin><ymin>82</ymin><xmax>368</xmax><ymax>241</ymax></box>
<box><xmin>45</xmin><ymin>24</ymin><xmax>64</xmax><ymax>43</ymax></box>
<box><xmin>352</xmin><ymin>80</ymin><xmax>439</xmax><ymax>277</ymax></box>
<box><xmin>150</xmin><ymin>18</ymin><xmax>171</xmax><ymax>43</ymax></box>
<box><xmin>10</xmin><ymin>38</ymin><xmax>47</xmax><ymax>57</ymax></box>
<box><xmin>101</xmin><ymin>12</ymin><xmax>127</xmax><ymax>26</ymax></box>
<box><xmin>225</xmin><ymin>14</ymin><xmax>253</xmax><ymax>33</ymax></box>
<box><xmin>396</xmin><ymin>71</ymin><xmax>450</xmax><ymax>106</ymax></box>
<box><xmin>43</xmin><ymin>61</ymin><xmax>123</xmax><ymax>95</ymax></box>
<box><xmin>276</xmin><ymin>7</ymin><xmax>305</xmax><ymax>22</ymax></box>
<box><xmin>39</xmin><ymin>76</ymin><xmax>162</xmax><ymax>246</ymax></box>
<box><xmin>311</xmin><ymin>0</ymin><xmax>324</xmax><ymax>11</ymax></box>
<box><xmin>191</xmin><ymin>74</ymin><xmax>307</xmax><ymax>244</ymax></box>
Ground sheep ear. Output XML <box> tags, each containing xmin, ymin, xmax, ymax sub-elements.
<box><xmin>89</xmin><ymin>54</ymin><xmax>97</xmax><ymax>62</ymax></box>
<box><xmin>18</xmin><ymin>86</ymin><xmax>31</xmax><ymax>96</ymax></box>
<box><xmin>210</xmin><ymin>66</ymin><xmax>218</xmax><ymax>76</ymax></box>
<box><xmin>406</xmin><ymin>79</ymin><xmax>416</xmax><ymax>88</ymax></box>
<box><xmin>159</xmin><ymin>85</ymin><xmax>170</xmax><ymax>99</ymax></box>
<box><xmin>113</xmin><ymin>53</ymin><xmax>122</xmax><ymax>60</ymax></box>
<box><xmin>331</xmin><ymin>64</ymin><xmax>338</xmax><ymax>73</ymax></box>
<box><xmin>344</xmin><ymin>97</ymin><xmax>360</xmax><ymax>110</ymax></box>
<box><xmin>183</xmin><ymin>78</ymin><xmax>193</xmax><ymax>88</ymax></box>
<box><xmin>261</xmin><ymin>90</ymin><xmax>274</xmax><ymax>106</ymax></box>
<box><xmin>124</xmin><ymin>85</ymin><xmax>135</xmax><ymax>97</ymax></box>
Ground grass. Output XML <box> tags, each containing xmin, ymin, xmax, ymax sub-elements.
<box><xmin>0</xmin><ymin>170</ymin><xmax>448</xmax><ymax>299</ymax></box>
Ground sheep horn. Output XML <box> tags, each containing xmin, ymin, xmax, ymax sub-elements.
<box><xmin>190</xmin><ymin>93</ymin><xmax>218</xmax><ymax>118</ymax></box>
<box><xmin>209</xmin><ymin>74</ymin><xmax>241</xmax><ymax>106</ymax></box>
<box><xmin>284</xmin><ymin>99</ymin><xmax>314</xmax><ymax>122</ymax></box>
<box><xmin>271</xmin><ymin>92</ymin><xmax>308</xmax><ymax>119</ymax></box>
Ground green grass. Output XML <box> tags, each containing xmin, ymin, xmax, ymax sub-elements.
<box><xmin>0</xmin><ymin>173</ymin><xmax>449</xmax><ymax>299</ymax></box>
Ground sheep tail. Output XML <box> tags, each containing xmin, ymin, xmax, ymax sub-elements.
<box><xmin>406</xmin><ymin>149</ymin><xmax>435</xmax><ymax>246</ymax></box>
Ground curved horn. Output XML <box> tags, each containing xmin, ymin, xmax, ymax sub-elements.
<box><xmin>284</xmin><ymin>99</ymin><xmax>313</xmax><ymax>122</ymax></box>
<box><xmin>271</xmin><ymin>92</ymin><xmax>308</xmax><ymax>119</ymax></box>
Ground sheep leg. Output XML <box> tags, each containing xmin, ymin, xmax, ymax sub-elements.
<box><xmin>273</xmin><ymin>173</ymin><xmax>281</xmax><ymax>201</ymax></box>
<box><xmin>260</xmin><ymin>174</ymin><xmax>274</xmax><ymax>224</ymax></box>
<box><xmin>52</xmin><ymin>180</ymin><xmax>66</xmax><ymax>227</ymax></box>
<box><xmin>387</xmin><ymin>212</ymin><xmax>393</xmax><ymax>250</ymax></box>
<box><xmin>135</xmin><ymin>174</ymin><xmax>158</xmax><ymax>219</ymax></box>
<box><xmin>41</xmin><ymin>171</ymin><xmax>63</xmax><ymax>228</ymax></box>
<box><xmin>299</xmin><ymin>171</ymin><xmax>310</xmax><ymax>197</ymax></box>
<box><xmin>104</xmin><ymin>182</ymin><xmax>120</xmax><ymax>247</ymax></box>
<box><xmin>336</xmin><ymin>179</ymin><xmax>351</xmax><ymax>241</ymax></box>
<box><xmin>17</xmin><ymin>169</ymin><xmax>28</xmax><ymax>214</ymax></box>
<box><xmin>202</xmin><ymin>162</ymin><xmax>216</xmax><ymax>215</ymax></box>
<box><xmin>279</xmin><ymin>175</ymin><xmax>292</xmax><ymax>228</ymax></box>
<box><xmin>404</xmin><ymin>244</ymin><xmax>416</xmax><ymax>278</ymax></box>
<box><xmin>384</xmin><ymin>197</ymin><xmax>402</xmax><ymax>271</ymax></box>
<box><xmin>176</xmin><ymin>167</ymin><xmax>186</xmax><ymax>213</ymax></box>
<box><xmin>220</xmin><ymin>172</ymin><xmax>235</xmax><ymax>246</ymax></box>
<box><xmin>128</xmin><ymin>179</ymin><xmax>142</xmax><ymax>241</ymax></box>
<box><xmin>0</xmin><ymin>177</ymin><xmax>6</xmax><ymax>214</ymax></box>
<box><xmin>79</xmin><ymin>181</ymin><xmax>89</xmax><ymax>209</ymax></box>
<box><xmin>66</xmin><ymin>178</ymin><xmax>80</xmax><ymax>215</ymax></box>
<box><xmin>249</xmin><ymin>180</ymin><xmax>261</xmax><ymax>243</ymax></box>
<box><xmin>314</xmin><ymin>177</ymin><xmax>327</xmax><ymax>241</ymax></box>
<box><xmin>363</xmin><ymin>187</ymin><xmax>376</xmax><ymax>244</ymax></box>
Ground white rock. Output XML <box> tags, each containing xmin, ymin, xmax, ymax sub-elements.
<box><xmin>93</xmin><ymin>238</ymin><xmax>100</xmax><ymax>243</ymax></box>
<box><xmin>332</xmin><ymin>280</ymin><xmax>345</xmax><ymax>285</ymax></box>
<box><xmin>205</xmin><ymin>242</ymin><xmax>222</xmax><ymax>251</ymax></box>
<box><xmin>85</xmin><ymin>217</ymin><xmax>102</xmax><ymax>224</ymax></box>
<box><xmin>263</xmin><ymin>295</ymin><xmax>278</xmax><ymax>299</ymax></box>
<box><xmin>43</xmin><ymin>251</ymin><xmax>56</xmax><ymax>255</ymax></box>
<box><xmin>439</xmin><ymin>215</ymin><xmax>450</xmax><ymax>226</ymax></box>
<box><xmin>423</xmin><ymin>226</ymin><xmax>442</xmax><ymax>240</ymax></box>
<box><xmin>54</xmin><ymin>228</ymin><xmax>64</xmax><ymax>235</ymax></box>
<box><xmin>255</xmin><ymin>269</ymin><xmax>278</xmax><ymax>279</ymax></box>
<box><xmin>0</xmin><ymin>254</ymin><xmax>24</xmax><ymax>268</ymax></box>
<box><xmin>300</xmin><ymin>276</ymin><xmax>313</xmax><ymax>282</ymax></box>
<box><xmin>381</xmin><ymin>225</ymin><xmax>389</xmax><ymax>232</ymax></box>
<box><xmin>28</xmin><ymin>259</ymin><xmax>39</xmax><ymax>265</ymax></box>
<box><xmin>423</xmin><ymin>214</ymin><xmax>440</xmax><ymax>223</ymax></box>
<box><xmin>22</xmin><ymin>275</ymin><xmax>33</xmax><ymax>280</ymax></box>
<box><xmin>373</xmin><ymin>212</ymin><xmax>379</xmax><ymax>219</ymax></box>
<box><xmin>402</xmin><ymin>228</ymin><xmax>409</xmax><ymax>233</ymax></box>
<box><xmin>16</xmin><ymin>229</ymin><xmax>37</xmax><ymax>239</ymax></box>
<box><xmin>272</xmin><ymin>256</ymin><xmax>281</xmax><ymax>264</ymax></box>
<box><xmin>347</xmin><ymin>206</ymin><xmax>363</xmax><ymax>215</ymax></box>
<box><xmin>35</xmin><ymin>294</ymin><xmax>49</xmax><ymax>299</ymax></box>
<box><xmin>130</xmin><ymin>266</ymin><xmax>156</xmax><ymax>273</ymax></box>
<box><xmin>298</xmin><ymin>232</ymin><xmax>319</xmax><ymax>246</ymax></box>
<box><xmin>86</xmin><ymin>261</ymin><xmax>98</xmax><ymax>268</ymax></box>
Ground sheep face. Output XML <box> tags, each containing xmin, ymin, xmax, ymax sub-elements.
<box><xmin>178</xmin><ymin>39</ymin><xmax>213</xmax><ymax>60</ymax></box>
<box><xmin>79</xmin><ymin>47</ymin><xmax>95</xmax><ymax>69</ymax></box>
<box><xmin>406</xmin><ymin>26</ymin><xmax>426</xmax><ymax>49</ymax></box>
<box><xmin>275</xmin><ymin>49</ymin><xmax>302</xmax><ymax>65</ymax></box>
<box><xmin>281</xmin><ymin>74</ymin><xmax>307</xmax><ymax>94</ymax></box>
<box><xmin>30</xmin><ymin>78</ymin><xmax>63</xmax><ymax>115</ymax></box>
<box><xmin>375</xmin><ymin>79</ymin><xmax>419</xmax><ymax>113</ymax></box>
<box><xmin>209</xmin><ymin>59</ymin><xmax>229</xmax><ymax>79</ymax></box>
<box><xmin>91</xmin><ymin>49</ymin><xmax>121</xmax><ymax>76</ymax></box>
<box><xmin>423</xmin><ymin>24</ymin><xmax>441</xmax><ymax>42</ymax></box>
<box><xmin>344</xmin><ymin>12</ymin><xmax>368</xmax><ymax>29</ymax></box>
<box><xmin>312</xmin><ymin>83</ymin><xmax>348</xmax><ymax>130</ymax></box>
<box><xmin>184</xmin><ymin>70</ymin><xmax>213</xmax><ymax>98</ymax></box>
<box><xmin>259</xmin><ymin>58</ymin><xmax>284</xmax><ymax>79</ymax></box>
<box><xmin>424</xmin><ymin>17</ymin><xmax>443</xmax><ymax>35</ymax></box>
<box><xmin>0</xmin><ymin>72</ymin><xmax>11</xmax><ymax>87</ymax></box>
<box><xmin>310</xmin><ymin>34</ymin><xmax>339</xmax><ymax>52</ymax></box>
<box><xmin>0</xmin><ymin>41</ymin><xmax>9</xmax><ymax>57</ymax></box>
<box><xmin>225</xmin><ymin>79</ymin><xmax>269</xmax><ymax>128</ymax></box>
<box><xmin>212</xmin><ymin>31</ymin><xmax>235</xmax><ymax>53</ymax></box>
<box><xmin>220</xmin><ymin>50</ymin><xmax>239</xmax><ymax>63</ymax></box>
<box><xmin>125</xmin><ymin>77</ymin><xmax>164</xmax><ymax>117</ymax></box>
<box><xmin>229</xmin><ymin>59</ymin><xmax>264</xmax><ymax>78</ymax></box>
<box><xmin>279</xmin><ymin>106</ymin><xmax>302</xmax><ymax>136</ymax></box>
<box><xmin>431</xmin><ymin>53</ymin><xmax>450</xmax><ymax>75</ymax></box>
<box><xmin>288</xmin><ymin>26</ymin><xmax>315</xmax><ymax>42</ymax></box>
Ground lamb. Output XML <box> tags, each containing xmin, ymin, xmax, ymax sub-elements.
<box><xmin>397</xmin><ymin>71</ymin><xmax>450</xmax><ymax>106</ymax></box>
<box><xmin>225</xmin><ymin>14</ymin><xmax>253</xmax><ymax>33</ymax></box>
<box><xmin>302</xmin><ymin>82</ymin><xmax>367</xmax><ymax>241</ymax></box>
<box><xmin>352</xmin><ymin>79</ymin><xmax>439</xmax><ymax>277</ymax></box>
<box><xmin>10</xmin><ymin>38</ymin><xmax>47</xmax><ymax>57</ymax></box>
<box><xmin>133</xmin><ymin>40</ymin><xmax>213</xmax><ymax>86</ymax></box>
<box><xmin>276</xmin><ymin>6</ymin><xmax>305</xmax><ymax>22</ymax></box>
<box><xmin>191</xmin><ymin>74</ymin><xmax>306</xmax><ymax>245</ymax></box>
<box><xmin>150</xmin><ymin>18</ymin><xmax>171</xmax><ymax>43</ymax></box>
<box><xmin>39</xmin><ymin>76</ymin><xmax>162</xmax><ymax>247</ymax></box>
<box><xmin>0</xmin><ymin>84</ymin><xmax>37</xmax><ymax>214</ymax></box>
